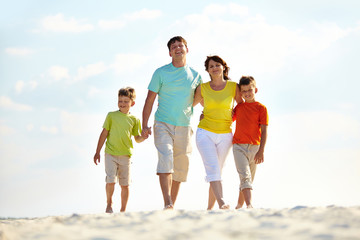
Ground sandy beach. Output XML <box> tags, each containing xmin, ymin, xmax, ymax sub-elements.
<box><xmin>1</xmin><ymin>206</ymin><xmax>359</xmax><ymax>240</ymax></box>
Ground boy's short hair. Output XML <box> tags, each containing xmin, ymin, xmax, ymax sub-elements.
<box><xmin>239</xmin><ymin>76</ymin><xmax>256</xmax><ymax>89</ymax></box>
<box><xmin>167</xmin><ymin>36</ymin><xmax>188</xmax><ymax>51</ymax></box>
<box><xmin>118</xmin><ymin>87</ymin><xmax>136</xmax><ymax>101</ymax></box>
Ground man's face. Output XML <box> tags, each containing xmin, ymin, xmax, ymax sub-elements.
<box><xmin>169</xmin><ymin>40</ymin><xmax>188</xmax><ymax>58</ymax></box>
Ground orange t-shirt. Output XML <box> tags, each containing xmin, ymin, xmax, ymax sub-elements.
<box><xmin>232</xmin><ymin>102</ymin><xmax>268</xmax><ymax>145</ymax></box>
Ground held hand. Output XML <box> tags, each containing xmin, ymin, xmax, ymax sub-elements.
<box><xmin>94</xmin><ymin>153</ymin><xmax>100</xmax><ymax>165</ymax></box>
<box><xmin>254</xmin><ymin>151</ymin><xmax>264</xmax><ymax>164</ymax></box>
<box><xmin>142</xmin><ymin>127</ymin><xmax>152</xmax><ymax>139</ymax></box>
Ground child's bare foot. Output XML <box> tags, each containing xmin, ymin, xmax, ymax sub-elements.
<box><xmin>164</xmin><ymin>204</ymin><xmax>174</xmax><ymax>210</ymax></box>
<box><xmin>220</xmin><ymin>204</ymin><xmax>230</xmax><ymax>210</ymax></box>
<box><xmin>105</xmin><ymin>205</ymin><xmax>113</xmax><ymax>213</ymax></box>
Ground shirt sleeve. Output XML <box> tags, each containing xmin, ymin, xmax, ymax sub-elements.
<box><xmin>102</xmin><ymin>113</ymin><xmax>111</xmax><ymax>130</ymax></box>
<box><xmin>148</xmin><ymin>69</ymin><xmax>162</xmax><ymax>93</ymax></box>
<box><xmin>131</xmin><ymin>117</ymin><xmax>142</xmax><ymax>137</ymax></box>
<box><xmin>259</xmin><ymin>105</ymin><xmax>269</xmax><ymax>125</ymax></box>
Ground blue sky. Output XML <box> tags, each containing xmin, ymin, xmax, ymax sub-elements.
<box><xmin>1</xmin><ymin>0</ymin><xmax>360</xmax><ymax>218</ymax></box>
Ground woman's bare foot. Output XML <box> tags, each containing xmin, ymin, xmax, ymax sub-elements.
<box><xmin>235</xmin><ymin>204</ymin><xmax>242</xmax><ymax>209</ymax></box>
<box><xmin>220</xmin><ymin>204</ymin><xmax>230</xmax><ymax>210</ymax></box>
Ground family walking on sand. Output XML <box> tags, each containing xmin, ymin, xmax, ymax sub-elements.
<box><xmin>93</xmin><ymin>36</ymin><xmax>268</xmax><ymax>213</ymax></box>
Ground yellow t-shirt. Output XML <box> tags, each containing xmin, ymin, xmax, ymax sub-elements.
<box><xmin>198</xmin><ymin>81</ymin><xmax>237</xmax><ymax>133</ymax></box>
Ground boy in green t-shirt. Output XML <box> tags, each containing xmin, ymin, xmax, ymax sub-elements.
<box><xmin>94</xmin><ymin>87</ymin><xmax>145</xmax><ymax>213</ymax></box>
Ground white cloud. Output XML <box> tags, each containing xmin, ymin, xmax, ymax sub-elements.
<box><xmin>88</xmin><ymin>86</ymin><xmax>101</xmax><ymax>97</ymax></box>
<box><xmin>0</xmin><ymin>96</ymin><xmax>32</xmax><ymax>111</ymax></box>
<box><xmin>124</xmin><ymin>8</ymin><xmax>162</xmax><ymax>21</ymax></box>
<box><xmin>26</xmin><ymin>124</ymin><xmax>34</xmax><ymax>132</ymax></box>
<box><xmin>60</xmin><ymin>111</ymin><xmax>103</xmax><ymax>136</ymax></box>
<box><xmin>48</xmin><ymin>65</ymin><xmax>70</xmax><ymax>81</ymax></box>
<box><xmin>112</xmin><ymin>53</ymin><xmax>149</xmax><ymax>74</ymax></box>
<box><xmin>98</xmin><ymin>19</ymin><xmax>126</xmax><ymax>30</ymax></box>
<box><xmin>271</xmin><ymin>111</ymin><xmax>360</xmax><ymax>151</ymax></box>
<box><xmin>173</xmin><ymin>3</ymin><xmax>357</xmax><ymax>76</ymax></box>
<box><xmin>15</xmin><ymin>80</ymin><xmax>38</xmax><ymax>94</ymax></box>
<box><xmin>5</xmin><ymin>47</ymin><xmax>34</xmax><ymax>56</ymax></box>
<box><xmin>40</xmin><ymin>126</ymin><xmax>58</xmax><ymax>134</ymax></box>
<box><xmin>0</xmin><ymin>122</ymin><xmax>15</xmax><ymax>135</ymax></box>
<box><xmin>98</xmin><ymin>9</ymin><xmax>162</xmax><ymax>30</ymax></box>
<box><xmin>73</xmin><ymin>62</ymin><xmax>108</xmax><ymax>82</ymax></box>
<box><xmin>15</xmin><ymin>81</ymin><xmax>25</xmax><ymax>94</ymax></box>
<box><xmin>40</xmin><ymin>13</ymin><xmax>94</xmax><ymax>33</ymax></box>
<box><xmin>203</xmin><ymin>3</ymin><xmax>249</xmax><ymax>17</ymax></box>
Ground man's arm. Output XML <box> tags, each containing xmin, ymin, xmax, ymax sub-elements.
<box><xmin>142</xmin><ymin>90</ymin><xmax>157</xmax><ymax>138</ymax></box>
<box><xmin>254</xmin><ymin>125</ymin><xmax>268</xmax><ymax>164</ymax></box>
<box><xmin>193</xmin><ymin>85</ymin><xmax>202</xmax><ymax>107</ymax></box>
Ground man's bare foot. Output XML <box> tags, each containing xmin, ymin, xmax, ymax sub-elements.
<box><xmin>246</xmin><ymin>204</ymin><xmax>253</xmax><ymax>209</ymax></box>
<box><xmin>106</xmin><ymin>205</ymin><xmax>113</xmax><ymax>213</ymax></box>
<box><xmin>164</xmin><ymin>204</ymin><xmax>174</xmax><ymax>210</ymax></box>
<box><xmin>220</xmin><ymin>204</ymin><xmax>230</xmax><ymax>210</ymax></box>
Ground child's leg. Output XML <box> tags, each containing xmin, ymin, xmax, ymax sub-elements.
<box><xmin>242</xmin><ymin>188</ymin><xmax>253</xmax><ymax>208</ymax></box>
<box><xmin>236</xmin><ymin>191</ymin><xmax>245</xmax><ymax>209</ymax></box>
<box><xmin>115</xmin><ymin>155</ymin><xmax>131</xmax><ymax>212</ymax></box>
<box><xmin>106</xmin><ymin>183</ymin><xmax>115</xmax><ymax>213</ymax></box>
<box><xmin>120</xmin><ymin>185</ymin><xmax>129</xmax><ymax>212</ymax></box>
<box><xmin>233</xmin><ymin>144</ymin><xmax>253</xmax><ymax>209</ymax></box>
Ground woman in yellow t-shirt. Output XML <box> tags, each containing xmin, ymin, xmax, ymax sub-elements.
<box><xmin>193</xmin><ymin>56</ymin><xmax>242</xmax><ymax>210</ymax></box>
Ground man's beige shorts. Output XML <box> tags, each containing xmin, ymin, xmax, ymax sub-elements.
<box><xmin>105</xmin><ymin>153</ymin><xmax>131</xmax><ymax>186</ymax></box>
<box><xmin>154</xmin><ymin>121</ymin><xmax>193</xmax><ymax>182</ymax></box>
<box><xmin>233</xmin><ymin>144</ymin><xmax>260</xmax><ymax>191</ymax></box>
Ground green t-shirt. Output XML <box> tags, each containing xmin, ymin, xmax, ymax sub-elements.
<box><xmin>103</xmin><ymin>111</ymin><xmax>141</xmax><ymax>156</ymax></box>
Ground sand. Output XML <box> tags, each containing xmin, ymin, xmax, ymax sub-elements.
<box><xmin>1</xmin><ymin>206</ymin><xmax>360</xmax><ymax>240</ymax></box>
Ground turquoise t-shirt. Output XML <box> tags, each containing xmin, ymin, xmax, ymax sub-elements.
<box><xmin>103</xmin><ymin>111</ymin><xmax>141</xmax><ymax>156</ymax></box>
<box><xmin>148</xmin><ymin>63</ymin><xmax>202</xmax><ymax>126</ymax></box>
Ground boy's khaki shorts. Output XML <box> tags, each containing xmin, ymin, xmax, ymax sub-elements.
<box><xmin>105</xmin><ymin>153</ymin><xmax>131</xmax><ymax>186</ymax></box>
<box><xmin>154</xmin><ymin>121</ymin><xmax>193</xmax><ymax>182</ymax></box>
<box><xmin>232</xmin><ymin>144</ymin><xmax>260</xmax><ymax>191</ymax></box>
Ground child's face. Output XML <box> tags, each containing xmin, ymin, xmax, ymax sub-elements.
<box><xmin>118</xmin><ymin>96</ymin><xmax>134</xmax><ymax>114</ymax></box>
<box><xmin>240</xmin><ymin>84</ymin><xmax>257</xmax><ymax>103</ymax></box>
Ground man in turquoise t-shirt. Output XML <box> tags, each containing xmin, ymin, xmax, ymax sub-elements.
<box><xmin>142</xmin><ymin>36</ymin><xmax>202</xmax><ymax>209</ymax></box>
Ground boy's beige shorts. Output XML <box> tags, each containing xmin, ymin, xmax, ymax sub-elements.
<box><xmin>105</xmin><ymin>153</ymin><xmax>131</xmax><ymax>186</ymax></box>
<box><xmin>154</xmin><ymin>121</ymin><xmax>193</xmax><ymax>182</ymax></box>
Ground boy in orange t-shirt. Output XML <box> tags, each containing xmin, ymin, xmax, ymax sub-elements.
<box><xmin>232</xmin><ymin>76</ymin><xmax>268</xmax><ymax>209</ymax></box>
